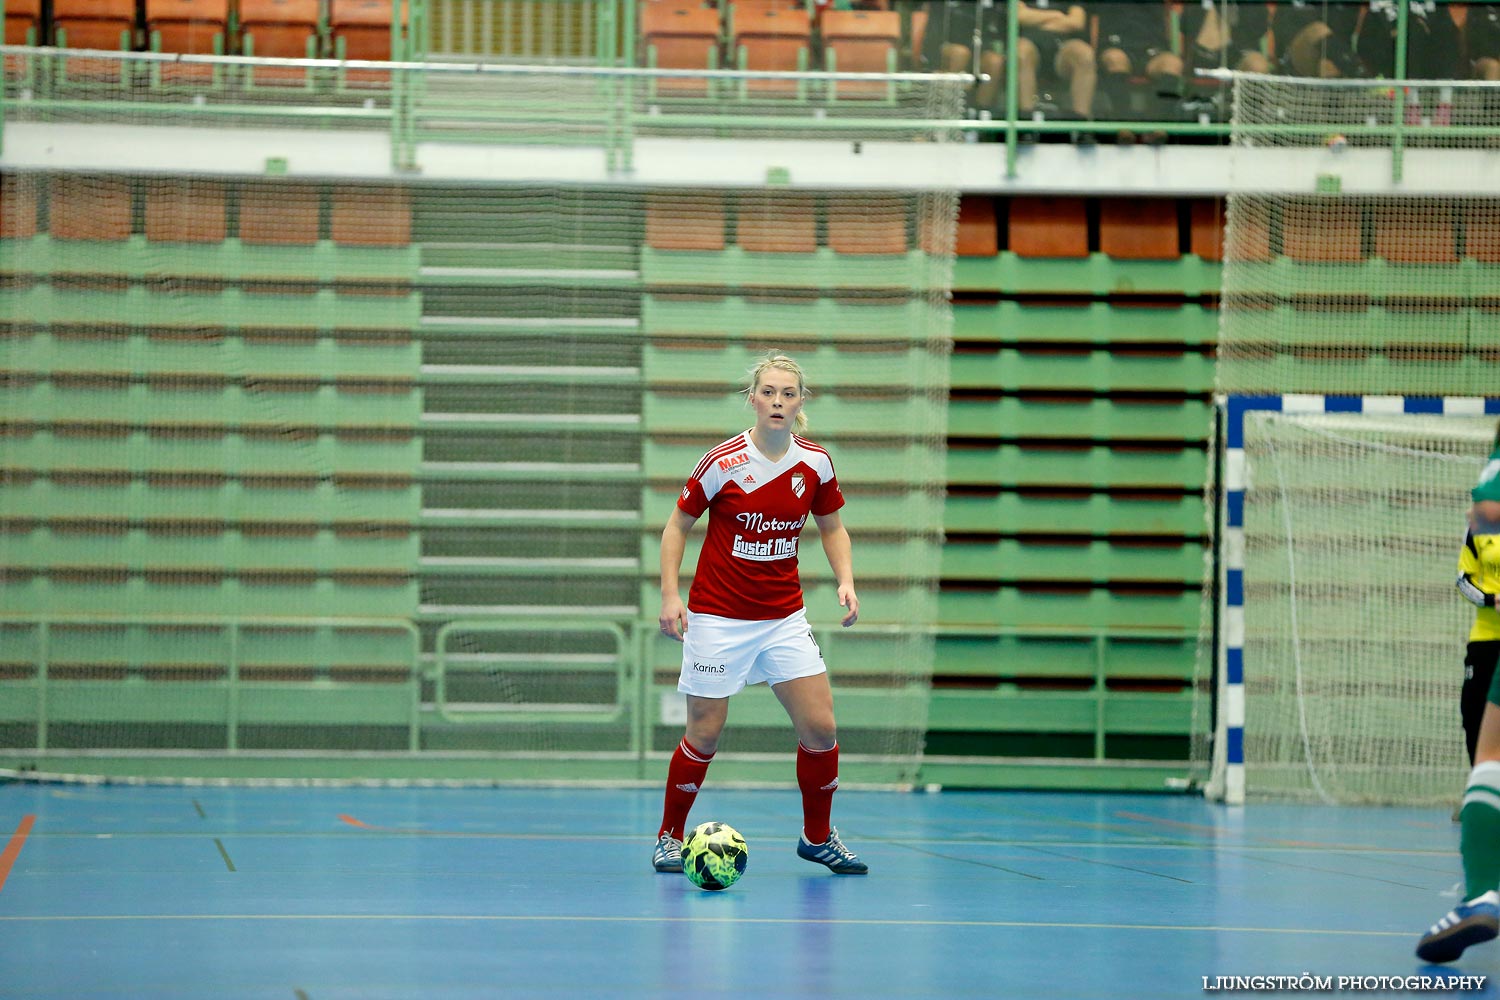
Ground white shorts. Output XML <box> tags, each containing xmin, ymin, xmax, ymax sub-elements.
<box><xmin>677</xmin><ymin>608</ymin><xmax>827</xmax><ymax>698</ymax></box>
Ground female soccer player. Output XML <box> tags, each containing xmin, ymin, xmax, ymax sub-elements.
<box><xmin>1417</xmin><ymin>420</ymin><xmax>1500</xmax><ymax>962</ymax></box>
<box><xmin>650</xmin><ymin>353</ymin><xmax>867</xmax><ymax>876</ymax></box>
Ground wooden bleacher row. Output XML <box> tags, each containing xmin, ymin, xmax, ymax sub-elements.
<box><xmin>954</xmin><ymin>194</ymin><xmax>1500</xmax><ymax>265</ymax></box>
<box><xmin>644</xmin><ymin>189</ymin><xmax>932</xmax><ymax>255</ymax></box>
<box><xmin>2</xmin><ymin>0</ymin><xmax>400</xmax><ymax>85</ymax></box>
<box><xmin>642</xmin><ymin>1</ymin><xmax>901</xmax><ymax>98</ymax></box>
<box><xmin>0</xmin><ymin>175</ymin><xmax>411</xmax><ymax>247</ymax></box>
<box><xmin>643</xmin><ymin>190</ymin><xmax>1226</xmax><ymax>262</ymax></box>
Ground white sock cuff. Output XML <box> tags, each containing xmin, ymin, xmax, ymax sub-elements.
<box><xmin>678</xmin><ymin>739</ymin><xmax>714</xmax><ymax>764</ymax></box>
<box><xmin>1464</xmin><ymin>761</ymin><xmax>1500</xmax><ymax>811</ymax></box>
<box><xmin>1469</xmin><ymin>760</ymin><xmax>1500</xmax><ymax>790</ymax></box>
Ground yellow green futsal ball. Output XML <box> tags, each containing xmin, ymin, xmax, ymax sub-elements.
<box><xmin>682</xmin><ymin>821</ymin><xmax>748</xmax><ymax>891</ymax></box>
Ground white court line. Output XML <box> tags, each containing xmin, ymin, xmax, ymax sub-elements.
<box><xmin>0</xmin><ymin>913</ymin><xmax>1411</xmax><ymax>936</ymax></box>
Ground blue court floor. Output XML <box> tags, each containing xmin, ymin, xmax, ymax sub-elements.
<box><xmin>0</xmin><ymin>782</ymin><xmax>1492</xmax><ymax>1000</ymax></box>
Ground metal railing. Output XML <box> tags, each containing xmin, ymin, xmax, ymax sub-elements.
<box><xmin>0</xmin><ymin>614</ymin><xmax>424</xmax><ymax>753</ymax></box>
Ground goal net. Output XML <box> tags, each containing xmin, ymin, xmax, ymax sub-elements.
<box><xmin>1200</xmin><ymin>71</ymin><xmax>1500</xmax><ymax>804</ymax></box>
<box><xmin>1220</xmin><ymin>398</ymin><xmax>1497</xmax><ymax>806</ymax></box>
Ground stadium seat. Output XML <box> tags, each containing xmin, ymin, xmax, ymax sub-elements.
<box><xmin>955</xmin><ymin>195</ymin><xmax>999</xmax><ymax>256</ymax></box>
<box><xmin>239</xmin><ymin>182</ymin><xmax>321</xmax><ymax>245</ymax></box>
<box><xmin>640</xmin><ymin>2</ymin><xmax>720</xmax><ymax>98</ymax></box>
<box><xmin>1223</xmin><ymin>197</ymin><xmax>1273</xmax><ymax>263</ymax></box>
<box><xmin>50</xmin><ymin>176</ymin><xmax>132</xmax><ymax>241</ymax></box>
<box><xmin>1464</xmin><ymin>201</ymin><xmax>1500</xmax><ymax>264</ymax></box>
<box><xmin>731</xmin><ymin>4</ymin><xmax>811</xmax><ymax>97</ymax></box>
<box><xmin>920</xmin><ymin>194</ymin><xmax>998</xmax><ymax>257</ymax></box>
<box><xmin>1374</xmin><ymin>204</ymin><xmax>1457</xmax><ymax>264</ymax></box>
<box><xmin>146</xmin><ymin>0</ymin><xmax>230</xmax><ymax>84</ymax></box>
<box><xmin>1189</xmin><ymin>198</ymin><xmax>1224</xmax><ymax>262</ymax></box>
<box><xmin>820</xmin><ymin>9</ymin><xmax>899</xmax><ymax>100</ymax></box>
<box><xmin>0</xmin><ymin>175</ymin><xmax>39</xmax><ymax>239</ymax></box>
<box><xmin>331</xmin><ymin>185</ymin><xmax>411</xmax><ymax>247</ymax></box>
<box><xmin>3</xmin><ymin>0</ymin><xmax>39</xmax><ymax>45</ymax></box>
<box><xmin>1281</xmin><ymin>202</ymin><xmax>1363</xmax><ymax>263</ymax></box>
<box><xmin>827</xmin><ymin>195</ymin><xmax>907</xmax><ymax>255</ymax></box>
<box><xmin>736</xmin><ymin>191</ymin><xmax>816</xmax><ymax>253</ymax></box>
<box><xmin>4</xmin><ymin>0</ymin><xmax>40</xmax><ymax>79</ymax></box>
<box><xmin>145</xmin><ymin>180</ymin><xmax>228</xmax><ymax>243</ymax></box>
<box><xmin>52</xmin><ymin>0</ymin><xmax>137</xmax><ymax>82</ymax></box>
<box><xmin>1099</xmin><ymin>198</ymin><xmax>1179</xmax><ymax>260</ymax></box>
<box><xmin>240</xmin><ymin>0</ymin><xmax>322</xmax><ymax>86</ymax></box>
<box><xmin>331</xmin><ymin>0</ymin><xmax>406</xmax><ymax>87</ymax></box>
<box><xmin>1008</xmin><ymin>197</ymin><xmax>1088</xmax><ymax>259</ymax></box>
<box><xmin>645</xmin><ymin>191</ymin><xmax>727</xmax><ymax>251</ymax></box>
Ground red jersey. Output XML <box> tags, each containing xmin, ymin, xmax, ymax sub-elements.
<box><xmin>676</xmin><ymin>431</ymin><xmax>845</xmax><ymax>621</ymax></box>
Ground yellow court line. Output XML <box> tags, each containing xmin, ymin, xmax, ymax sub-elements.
<box><xmin>0</xmin><ymin>913</ymin><xmax>1412</xmax><ymax>937</ymax></box>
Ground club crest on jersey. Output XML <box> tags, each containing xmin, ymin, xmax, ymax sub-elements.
<box><xmin>791</xmin><ymin>472</ymin><xmax>805</xmax><ymax>498</ymax></box>
<box><xmin>718</xmin><ymin>452</ymin><xmax>749</xmax><ymax>472</ymax></box>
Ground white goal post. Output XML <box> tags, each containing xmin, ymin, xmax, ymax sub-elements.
<box><xmin>1211</xmin><ymin>394</ymin><xmax>1500</xmax><ymax>806</ymax></box>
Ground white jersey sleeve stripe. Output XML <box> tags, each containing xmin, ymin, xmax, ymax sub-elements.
<box><xmin>691</xmin><ymin>434</ymin><xmax>749</xmax><ymax>481</ymax></box>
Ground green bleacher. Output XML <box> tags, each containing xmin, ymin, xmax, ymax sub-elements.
<box><xmin>0</xmin><ymin>174</ymin><xmax>424</xmax><ymax>754</ymax></box>
<box><xmin>0</xmin><ymin>170</ymin><xmax>1226</xmax><ymax>785</ymax></box>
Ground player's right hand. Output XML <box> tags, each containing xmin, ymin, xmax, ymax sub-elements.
<box><xmin>660</xmin><ymin>596</ymin><xmax>687</xmax><ymax>642</ymax></box>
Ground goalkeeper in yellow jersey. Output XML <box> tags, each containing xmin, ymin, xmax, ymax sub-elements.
<box><xmin>1418</xmin><ymin>420</ymin><xmax>1500</xmax><ymax>963</ymax></box>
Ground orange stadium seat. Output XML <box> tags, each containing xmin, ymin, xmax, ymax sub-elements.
<box><xmin>1223</xmin><ymin>197</ymin><xmax>1273</xmax><ymax>263</ymax></box>
<box><xmin>1462</xmin><ymin>201</ymin><xmax>1500</xmax><ymax>264</ymax></box>
<box><xmin>331</xmin><ymin>0</ymin><xmax>406</xmax><ymax>86</ymax></box>
<box><xmin>645</xmin><ymin>191</ymin><xmax>727</xmax><ymax>251</ymax></box>
<box><xmin>5</xmin><ymin>0</ymin><xmax>41</xmax><ymax>78</ymax></box>
<box><xmin>50</xmin><ymin>176</ymin><xmax>132</xmax><ymax>241</ymax></box>
<box><xmin>827</xmin><ymin>195</ymin><xmax>907</xmax><ymax>255</ymax></box>
<box><xmin>1374</xmin><ymin>203</ymin><xmax>1457</xmax><ymax>264</ymax></box>
<box><xmin>1282</xmin><ymin>202</ymin><xmax>1363</xmax><ymax>263</ymax></box>
<box><xmin>0</xmin><ymin>174</ymin><xmax>39</xmax><ymax>239</ymax></box>
<box><xmin>332</xmin><ymin>185</ymin><xmax>411</xmax><ymax>246</ymax></box>
<box><xmin>1008</xmin><ymin>197</ymin><xmax>1088</xmax><ymax>259</ymax></box>
<box><xmin>53</xmin><ymin>0</ymin><xmax>137</xmax><ymax>81</ymax></box>
<box><xmin>3</xmin><ymin>0</ymin><xmax>39</xmax><ymax>45</ymax></box>
<box><xmin>146</xmin><ymin>0</ymin><xmax>230</xmax><ymax>84</ymax></box>
<box><xmin>732</xmin><ymin>4</ymin><xmax>811</xmax><ymax>97</ymax></box>
<box><xmin>239</xmin><ymin>182</ymin><xmax>321</xmax><ymax>245</ymax></box>
<box><xmin>1189</xmin><ymin>198</ymin><xmax>1225</xmax><ymax>262</ymax></box>
<box><xmin>955</xmin><ymin>195</ymin><xmax>999</xmax><ymax>257</ymax></box>
<box><xmin>821</xmin><ymin>9</ymin><xmax>899</xmax><ymax>98</ymax></box>
<box><xmin>145</xmin><ymin>180</ymin><xmax>228</xmax><ymax>243</ymax></box>
<box><xmin>240</xmin><ymin>0</ymin><xmax>322</xmax><ymax>85</ymax></box>
<box><xmin>736</xmin><ymin>191</ymin><xmax>816</xmax><ymax>253</ymax></box>
<box><xmin>641</xmin><ymin>2</ymin><xmax>720</xmax><ymax>97</ymax></box>
<box><xmin>1099</xmin><ymin>198</ymin><xmax>1179</xmax><ymax>260</ymax></box>
<box><xmin>918</xmin><ymin>194</ymin><xmax>997</xmax><ymax>257</ymax></box>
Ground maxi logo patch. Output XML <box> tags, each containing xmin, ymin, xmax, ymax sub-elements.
<box><xmin>791</xmin><ymin>472</ymin><xmax>805</xmax><ymax>498</ymax></box>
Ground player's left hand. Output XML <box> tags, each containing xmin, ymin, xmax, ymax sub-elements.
<box><xmin>837</xmin><ymin>585</ymin><xmax>859</xmax><ymax>628</ymax></box>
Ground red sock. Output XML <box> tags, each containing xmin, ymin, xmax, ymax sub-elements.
<box><xmin>658</xmin><ymin>739</ymin><xmax>714</xmax><ymax>840</ymax></box>
<box><xmin>797</xmin><ymin>742</ymin><xmax>839</xmax><ymax>844</ymax></box>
